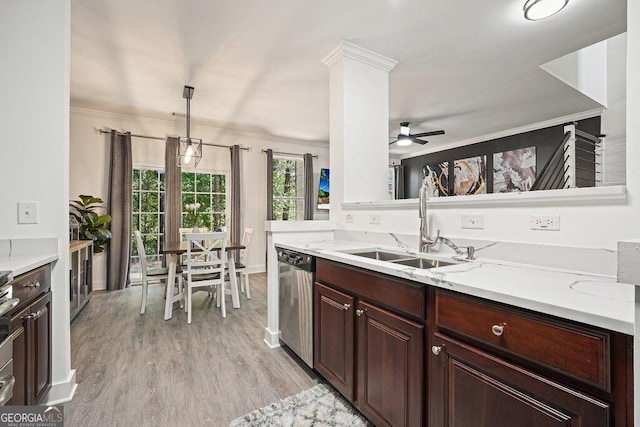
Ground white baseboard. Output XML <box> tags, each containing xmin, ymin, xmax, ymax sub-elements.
<box><xmin>264</xmin><ymin>327</ymin><xmax>281</xmax><ymax>348</ymax></box>
<box><xmin>42</xmin><ymin>369</ymin><xmax>77</xmax><ymax>405</ymax></box>
<box><xmin>248</xmin><ymin>264</ymin><xmax>266</xmax><ymax>274</ymax></box>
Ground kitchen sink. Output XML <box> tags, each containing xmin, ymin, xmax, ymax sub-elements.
<box><xmin>391</xmin><ymin>257</ymin><xmax>457</xmax><ymax>269</ymax></box>
<box><xmin>343</xmin><ymin>250</ymin><xmax>458</xmax><ymax>269</ymax></box>
<box><xmin>347</xmin><ymin>250</ymin><xmax>412</xmax><ymax>261</ymax></box>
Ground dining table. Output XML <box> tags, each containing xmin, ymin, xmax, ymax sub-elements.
<box><xmin>161</xmin><ymin>240</ymin><xmax>246</xmax><ymax>320</ymax></box>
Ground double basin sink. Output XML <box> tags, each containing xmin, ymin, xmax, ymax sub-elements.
<box><xmin>343</xmin><ymin>250</ymin><xmax>458</xmax><ymax>269</ymax></box>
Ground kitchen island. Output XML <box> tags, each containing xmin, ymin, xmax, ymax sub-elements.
<box><xmin>267</xmin><ymin>231</ymin><xmax>634</xmax><ymax>426</ymax></box>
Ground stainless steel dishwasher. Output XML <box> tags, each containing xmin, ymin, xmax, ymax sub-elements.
<box><xmin>278</xmin><ymin>248</ymin><xmax>315</xmax><ymax>368</ymax></box>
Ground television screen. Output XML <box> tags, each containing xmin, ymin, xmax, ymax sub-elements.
<box><xmin>317</xmin><ymin>168</ymin><xmax>330</xmax><ymax>210</ymax></box>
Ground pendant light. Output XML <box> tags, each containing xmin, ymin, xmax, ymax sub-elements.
<box><xmin>524</xmin><ymin>0</ymin><xmax>568</xmax><ymax>21</ymax></box>
<box><xmin>177</xmin><ymin>85</ymin><xmax>203</xmax><ymax>167</ymax></box>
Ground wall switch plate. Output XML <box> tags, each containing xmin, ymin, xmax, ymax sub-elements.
<box><xmin>530</xmin><ymin>214</ymin><xmax>560</xmax><ymax>231</ymax></box>
<box><xmin>345</xmin><ymin>213</ymin><xmax>354</xmax><ymax>223</ymax></box>
<box><xmin>369</xmin><ymin>214</ymin><xmax>381</xmax><ymax>225</ymax></box>
<box><xmin>18</xmin><ymin>201</ymin><xmax>38</xmax><ymax>224</ymax></box>
<box><xmin>462</xmin><ymin>214</ymin><xmax>484</xmax><ymax>229</ymax></box>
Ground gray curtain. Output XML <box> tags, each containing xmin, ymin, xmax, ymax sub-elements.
<box><xmin>107</xmin><ymin>130</ymin><xmax>132</xmax><ymax>290</ymax></box>
<box><xmin>230</xmin><ymin>145</ymin><xmax>241</xmax><ymax>243</ymax></box>
<box><xmin>394</xmin><ymin>165</ymin><xmax>405</xmax><ymax>199</ymax></box>
<box><xmin>266</xmin><ymin>149</ymin><xmax>274</xmax><ymax>220</ymax></box>
<box><xmin>303</xmin><ymin>153</ymin><xmax>314</xmax><ymax>220</ymax></box>
<box><xmin>164</xmin><ymin>137</ymin><xmax>181</xmax><ymax>244</ymax></box>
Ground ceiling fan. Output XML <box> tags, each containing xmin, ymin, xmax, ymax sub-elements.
<box><xmin>389</xmin><ymin>122</ymin><xmax>445</xmax><ymax>146</ymax></box>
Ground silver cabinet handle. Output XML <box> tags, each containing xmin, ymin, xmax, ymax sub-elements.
<box><xmin>356</xmin><ymin>309</ymin><xmax>366</xmax><ymax>317</ymax></box>
<box><xmin>492</xmin><ymin>324</ymin><xmax>505</xmax><ymax>336</ymax></box>
<box><xmin>432</xmin><ymin>345</ymin><xmax>443</xmax><ymax>356</ymax></box>
<box><xmin>32</xmin><ymin>308</ymin><xmax>46</xmax><ymax>320</ymax></box>
<box><xmin>34</xmin><ymin>281</ymin><xmax>40</xmax><ymax>288</ymax></box>
<box><xmin>343</xmin><ymin>303</ymin><xmax>351</xmax><ymax>310</ymax></box>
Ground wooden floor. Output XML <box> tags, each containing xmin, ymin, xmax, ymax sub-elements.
<box><xmin>64</xmin><ymin>273</ymin><xmax>319</xmax><ymax>426</ymax></box>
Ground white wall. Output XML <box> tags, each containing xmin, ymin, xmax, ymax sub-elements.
<box><xmin>70</xmin><ymin>108</ymin><xmax>329</xmax><ymax>290</ymax></box>
<box><xmin>0</xmin><ymin>0</ymin><xmax>72</xmax><ymax>397</ymax></box>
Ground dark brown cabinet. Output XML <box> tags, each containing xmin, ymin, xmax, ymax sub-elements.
<box><xmin>315</xmin><ymin>259</ymin><xmax>425</xmax><ymax>427</ymax></box>
<box><xmin>429</xmin><ymin>289</ymin><xmax>633</xmax><ymax>427</ymax></box>
<box><xmin>10</xmin><ymin>265</ymin><xmax>52</xmax><ymax>405</ymax></box>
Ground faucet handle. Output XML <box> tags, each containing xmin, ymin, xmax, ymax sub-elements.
<box><xmin>466</xmin><ymin>246</ymin><xmax>475</xmax><ymax>260</ymax></box>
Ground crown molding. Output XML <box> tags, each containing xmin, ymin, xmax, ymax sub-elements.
<box><xmin>322</xmin><ymin>41</ymin><xmax>398</xmax><ymax>72</ymax></box>
<box><xmin>70</xmin><ymin>107</ymin><xmax>329</xmax><ymax>147</ymax></box>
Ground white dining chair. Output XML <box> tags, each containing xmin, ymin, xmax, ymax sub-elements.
<box><xmin>233</xmin><ymin>227</ymin><xmax>253</xmax><ymax>299</ymax></box>
<box><xmin>182</xmin><ymin>231</ymin><xmax>227</xmax><ymax>323</ymax></box>
<box><xmin>134</xmin><ymin>231</ymin><xmax>181</xmax><ymax>316</ymax></box>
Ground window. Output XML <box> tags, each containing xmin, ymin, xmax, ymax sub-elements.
<box><xmin>272</xmin><ymin>157</ymin><xmax>304</xmax><ymax>221</ymax></box>
<box><xmin>131</xmin><ymin>168</ymin><xmax>165</xmax><ymax>278</ymax></box>
<box><xmin>181</xmin><ymin>172</ymin><xmax>227</xmax><ymax>231</ymax></box>
<box><xmin>130</xmin><ymin>168</ymin><xmax>228</xmax><ymax>282</ymax></box>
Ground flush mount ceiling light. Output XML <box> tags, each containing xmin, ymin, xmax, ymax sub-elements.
<box><xmin>177</xmin><ymin>85</ymin><xmax>203</xmax><ymax>167</ymax></box>
<box><xmin>524</xmin><ymin>0</ymin><xmax>568</xmax><ymax>21</ymax></box>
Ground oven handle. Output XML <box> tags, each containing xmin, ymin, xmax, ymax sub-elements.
<box><xmin>0</xmin><ymin>374</ymin><xmax>15</xmax><ymax>406</ymax></box>
<box><xmin>0</xmin><ymin>298</ymin><xmax>19</xmax><ymax>318</ymax></box>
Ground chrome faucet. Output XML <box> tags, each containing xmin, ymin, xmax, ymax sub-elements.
<box><xmin>419</xmin><ymin>177</ymin><xmax>439</xmax><ymax>253</ymax></box>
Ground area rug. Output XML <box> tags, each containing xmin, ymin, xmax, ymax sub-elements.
<box><xmin>230</xmin><ymin>383</ymin><xmax>371</xmax><ymax>426</ymax></box>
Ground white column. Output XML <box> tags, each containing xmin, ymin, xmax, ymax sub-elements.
<box><xmin>323</xmin><ymin>42</ymin><xmax>397</xmax><ymax>222</ymax></box>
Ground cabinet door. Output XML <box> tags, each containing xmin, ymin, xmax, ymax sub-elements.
<box><xmin>314</xmin><ymin>283</ymin><xmax>355</xmax><ymax>400</ymax></box>
<box><xmin>31</xmin><ymin>292</ymin><xmax>51</xmax><ymax>404</ymax></box>
<box><xmin>429</xmin><ymin>335</ymin><xmax>610</xmax><ymax>427</ymax></box>
<box><xmin>356</xmin><ymin>301</ymin><xmax>423</xmax><ymax>427</ymax></box>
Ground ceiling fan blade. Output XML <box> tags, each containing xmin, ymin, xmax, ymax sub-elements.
<box><xmin>412</xmin><ymin>130</ymin><xmax>445</xmax><ymax>138</ymax></box>
<box><xmin>412</xmin><ymin>137</ymin><xmax>429</xmax><ymax>145</ymax></box>
<box><xmin>388</xmin><ymin>139</ymin><xmax>399</xmax><ymax>145</ymax></box>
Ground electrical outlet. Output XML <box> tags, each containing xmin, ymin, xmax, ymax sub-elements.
<box><xmin>18</xmin><ymin>201</ymin><xmax>38</xmax><ymax>224</ymax></box>
<box><xmin>369</xmin><ymin>214</ymin><xmax>381</xmax><ymax>225</ymax></box>
<box><xmin>530</xmin><ymin>214</ymin><xmax>560</xmax><ymax>231</ymax></box>
<box><xmin>462</xmin><ymin>214</ymin><xmax>484</xmax><ymax>229</ymax></box>
<box><xmin>345</xmin><ymin>213</ymin><xmax>354</xmax><ymax>223</ymax></box>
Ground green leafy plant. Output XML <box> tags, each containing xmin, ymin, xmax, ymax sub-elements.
<box><xmin>69</xmin><ymin>195</ymin><xmax>112</xmax><ymax>253</ymax></box>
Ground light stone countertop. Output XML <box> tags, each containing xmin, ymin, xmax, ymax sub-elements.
<box><xmin>0</xmin><ymin>253</ymin><xmax>59</xmax><ymax>277</ymax></box>
<box><xmin>275</xmin><ymin>239</ymin><xmax>635</xmax><ymax>335</ymax></box>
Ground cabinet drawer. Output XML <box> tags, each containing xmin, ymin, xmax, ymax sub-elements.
<box><xmin>435</xmin><ymin>291</ymin><xmax>610</xmax><ymax>391</ymax></box>
<box><xmin>12</xmin><ymin>265</ymin><xmax>51</xmax><ymax>314</ymax></box>
<box><xmin>316</xmin><ymin>259</ymin><xmax>425</xmax><ymax>320</ymax></box>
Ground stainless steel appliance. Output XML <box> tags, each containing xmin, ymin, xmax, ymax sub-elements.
<box><xmin>278</xmin><ymin>248</ymin><xmax>314</xmax><ymax>368</ymax></box>
<box><xmin>0</xmin><ymin>271</ymin><xmax>18</xmax><ymax>405</ymax></box>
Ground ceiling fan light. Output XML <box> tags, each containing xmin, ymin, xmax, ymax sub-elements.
<box><xmin>524</xmin><ymin>0</ymin><xmax>568</xmax><ymax>21</ymax></box>
<box><xmin>400</xmin><ymin>122</ymin><xmax>410</xmax><ymax>136</ymax></box>
<box><xmin>396</xmin><ymin>136</ymin><xmax>412</xmax><ymax>146</ymax></box>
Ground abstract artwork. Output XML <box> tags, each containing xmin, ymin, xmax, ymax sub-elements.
<box><xmin>454</xmin><ymin>155</ymin><xmax>487</xmax><ymax>195</ymax></box>
<box><xmin>422</xmin><ymin>162</ymin><xmax>449</xmax><ymax>197</ymax></box>
<box><xmin>493</xmin><ymin>147</ymin><xmax>536</xmax><ymax>193</ymax></box>
<box><xmin>317</xmin><ymin>168</ymin><xmax>330</xmax><ymax>209</ymax></box>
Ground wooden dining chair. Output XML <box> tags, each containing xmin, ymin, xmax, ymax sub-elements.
<box><xmin>134</xmin><ymin>231</ymin><xmax>180</xmax><ymax>315</ymax></box>
<box><xmin>182</xmin><ymin>231</ymin><xmax>227</xmax><ymax>323</ymax></box>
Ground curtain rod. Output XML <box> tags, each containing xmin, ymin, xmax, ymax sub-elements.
<box><xmin>98</xmin><ymin>128</ymin><xmax>250</xmax><ymax>151</ymax></box>
<box><xmin>261</xmin><ymin>149</ymin><xmax>318</xmax><ymax>158</ymax></box>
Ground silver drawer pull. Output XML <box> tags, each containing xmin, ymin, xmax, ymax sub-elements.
<box><xmin>343</xmin><ymin>303</ymin><xmax>351</xmax><ymax>310</ymax></box>
<box><xmin>34</xmin><ymin>281</ymin><xmax>40</xmax><ymax>288</ymax></box>
<box><xmin>356</xmin><ymin>309</ymin><xmax>366</xmax><ymax>317</ymax></box>
<box><xmin>432</xmin><ymin>345</ymin><xmax>443</xmax><ymax>356</ymax></box>
<box><xmin>492</xmin><ymin>324</ymin><xmax>505</xmax><ymax>336</ymax></box>
<box><xmin>32</xmin><ymin>308</ymin><xmax>46</xmax><ymax>320</ymax></box>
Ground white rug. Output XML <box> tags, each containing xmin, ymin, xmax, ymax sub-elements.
<box><xmin>230</xmin><ymin>383</ymin><xmax>371</xmax><ymax>426</ymax></box>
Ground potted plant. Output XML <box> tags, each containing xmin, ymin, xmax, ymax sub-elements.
<box><xmin>69</xmin><ymin>195</ymin><xmax>112</xmax><ymax>253</ymax></box>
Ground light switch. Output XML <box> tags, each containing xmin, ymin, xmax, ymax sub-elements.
<box><xmin>462</xmin><ymin>214</ymin><xmax>484</xmax><ymax>229</ymax></box>
<box><xmin>369</xmin><ymin>214</ymin><xmax>381</xmax><ymax>225</ymax></box>
<box><xmin>18</xmin><ymin>201</ymin><xmax>38</xmax><ymax>224</ymax></box>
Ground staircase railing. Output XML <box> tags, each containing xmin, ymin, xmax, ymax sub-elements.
<box><xmin>530</xmin><ymin>123</ymin><xmax>602</xmax><ymax>191</ymax></box>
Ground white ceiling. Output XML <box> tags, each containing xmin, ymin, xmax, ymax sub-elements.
<box><xmin>71</xmin><ymin>0</ymin><xmax>626</xmax><ymax>154</ymax></box>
